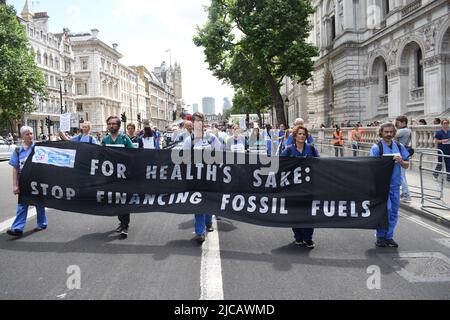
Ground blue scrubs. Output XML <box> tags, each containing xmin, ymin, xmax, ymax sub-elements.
<box><xmin>9</xmin><ymin>143</ymin><xmax>47</xmax><ymax>232</ymax></box>
<box><xmin>281</xmin><ymin>144</ymin><xmax>319</xmax><ymax>242</ymax></box>
<box><xmin>370</xmin><ymin>141</ymin><xmax>410</xmax><ymax>240</ymax></box>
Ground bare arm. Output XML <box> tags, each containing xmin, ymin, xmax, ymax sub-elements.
<box><xmin>12</xmin><ymin>167</ymin><xmax>19</xmax><ymax>195</ymax></box>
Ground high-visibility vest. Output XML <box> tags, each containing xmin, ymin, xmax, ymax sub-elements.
<box><xmin>332</xmin><ymin>130</ymin><xmax>344</xmax><ymax>146</ymax></box>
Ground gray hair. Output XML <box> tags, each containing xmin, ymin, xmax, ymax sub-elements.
<box><xmin>294</xmin><ymin>118</ymin><xmax>305</xmax><ymax>126</ymax></box>
<box><xmin>20</xmin><ymin>126</ymin><xmax>33</xmax><ymax>136</ymax></box>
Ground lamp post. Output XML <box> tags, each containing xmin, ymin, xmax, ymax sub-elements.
<box><xmin>58</xmin><ymin>78</ymin><xmax>64</xmax><ymax>114</ymax></box>
<box><xmin>285</xmin><ymin>97</ymin><xmax>290</xmax><ymax>127</ymax></box>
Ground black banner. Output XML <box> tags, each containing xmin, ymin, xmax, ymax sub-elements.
<box><xmin>19</xmin><ymin>141</ymin><xmax>393</xmax><ymax>229</ymax></box>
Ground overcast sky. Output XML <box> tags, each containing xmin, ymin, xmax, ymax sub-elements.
<box><xmin>9</xmin><ymin>0</ymin><xmax>234</xmax><ymax>114</ymax></box>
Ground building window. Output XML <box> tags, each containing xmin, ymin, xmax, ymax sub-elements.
<box><xmin>76</xmin><ymin>83</ymin><xmax>88</xmax><ymax>95</ymax></box>
<box><xmin>416</xmin><ymin>48</ymin><xmax>424</xmax><ymax>88</ymax></box>
<box><xmin>55</xmin><ymin>58</ymin><xmax>59</xmax><ymax>70</ymax></box>
<box><xmin>384</xmin><ymin>62</ymin><xmax>389</xmax><ymax>95</ymax></box>
<box><xmin>81</xmin><ymin>57</ymin><xmax>89</xmax><ymax>70</ymax></box>
<box><xmin>330</xmin><ymin>16</ymin><xmax>336</xmax><ymax>42</ymax></box>
<box><xmin>384</xmin><ymin>0</ymin><xmax>390</xmax><ymax>15</ymax></box>
<box><xmin>77</xmin><ymin>103</ymin><xmax>83</xmax><ymax>112</ymax></box>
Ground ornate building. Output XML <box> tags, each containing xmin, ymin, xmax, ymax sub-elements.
<box><xmin>18</xmin><ymin>0</ymin><xmax>76</xmax><ymax>135</ymax></box>
<box><xmin>288</xmin><ymin>0</ymin><xmax>450</xmax><ymax>127</ymax></box>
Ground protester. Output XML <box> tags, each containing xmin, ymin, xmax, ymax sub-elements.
<box><xmin>332</xmin><ymin>125</ymin><xmax>344</xmax><ymax>157</ymax></box>
<box><xmin>226</xmin><ymin>125</ymin><xmax>245</xmax><ymax>152</ymax></box>
<box><xmin>280</xmin><ymin>125</ymin><xmax>319</xmax><ymax>249</ymax></box>
<box><xmin>370</xmin><ymin>122</ymin><xmax>410</xmax><ymax>248</ymax></box>
<box><xmin>153</xmin><ymin>126</ymin><xmax>161</xmax><ymax>149</ymax></box>
<box><xmin>101</xmin><ymin>116</ymin><xmax>135</xmax><ymax>239</ymax></box>
<box><xmin>284</xmin><ymin>118</ymin><xmax>314</xmax><ymax>148</ymax></box>
<box><xmin>140</xmin><ymin>121</ymin><xmax>160</xmax><ymax>150</ymax></box>
<box><xmin>351</xmin><ymin>124</ymin><xmax>362</xmax><ymax>157</ymax></box>
<box><xmin>433</xmin><ymin>118</ymin><xmax>450</xmax><ymax>182</ymax></box>
<box><xmin>7</xmin><ymin>126</ymin><xmax>47</xmax><ymax>237</ymax></box>
<box><xmin>59</xmin><ymin>121</ymin><xmax>97</xmax><ymax>144</ymax></box>
<box><xmin>182</xmin><ymin>112</ymin><xmax>222</xmax><ymax>244</ymax></box>
<box><xmin>419</xmin><ymin>119</ymin><xmax>427</xmax><ymax>125</ymax></box>
<box><xmin>433</xmin><ymin>118</ymin><xmax>441</xmax><ymax>125</ymax></box>
<box><xmin>127</xmin><ymin>123</ymin><xmax>143</xmax><ymax>148</ymax></box>
<box><xmin>395</xmin><ymin>116</ymin><xmax>412</xmax><ymax>202</ymax></box>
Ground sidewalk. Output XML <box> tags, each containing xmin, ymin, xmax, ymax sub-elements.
<box><xmin>401</xmin><ymin>168</ymin><xmax>450</xmax><ymax>228</ymax></box>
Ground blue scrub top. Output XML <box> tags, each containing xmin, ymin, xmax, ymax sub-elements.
<box><xmin>435</xmin><ymin>129</ymin><xmax>450</xmax><ymax>155</ymax></box>
<box><xmin>70</xmin><ymin>134</ymin><xmax>98</xmax><ymax>144</ymax></box>
<box><xmin>370</xmin><ymin>140</ymin><xmax>410</xmax><ymax>187</ymax></box>
<box><xmin>9</xmin><ymin>143</ymin><xmax>35</xmax><ymax>174</ymax></box>
<box><xmin>280</xmin><ymin>144</ymin><xmax>319</xmax><ymax>158</ymax></box>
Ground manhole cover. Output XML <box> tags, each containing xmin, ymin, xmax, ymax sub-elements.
<box><xmin>377</xmin><ymin>252</ymin><xmax>450</xmax><ymax>283</ymax></box>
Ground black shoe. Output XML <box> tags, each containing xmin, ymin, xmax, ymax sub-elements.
<box><xmin>304</xmin><ymin>240</ymin><xmax>315</xmax><ymax>249</ymax></box>
<box><xmin>119</xmin><ymin>228</ymin><xmax>128</xmax><ymax>240</ymax></box>
<box><xmin>294</xmin><ymin>240</ymin><xmax>304</xmax><ymax>246</ymax></box>
<box><xmin>206</xmin><ymin>224</ymin><xmax>214</xmax><ymax>232</ymax></box>
<box><xmin>33</xmin><ymin>226</ymin><xmax>47</xmax><ymax>232</ymax></box>
<box><xmin>6</xmin><ymin>229</ymin><xmax>23</xmax><ymax>237</ymax></box>
<box><xmin>115</xmin><ymin>224</ymin><xmax>124</xmax><ymax>233</ymax></box>
<box><xmin>385</xmin><ymin>239</ymin><xmax>399</xmax><ymax>248</ymax></box>
<box><xmin>375</xmin><ymin>237</ymin><xmax>387</xmax><ymax>248</ymax></box>
<box><xmin>195</xmin><ymin>234</ymin><xmax>206</xmax><ymax>244</ymax></box>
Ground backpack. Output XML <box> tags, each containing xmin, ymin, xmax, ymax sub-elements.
<box><xmin>77</xmin><ymin>134</ymin><xmax>93</xmax><ymax>144</ymax></box>
<box><xmin>377</xmin><ymin>140</ymin><xmax>403</xmax><ymax>157</ymax></box>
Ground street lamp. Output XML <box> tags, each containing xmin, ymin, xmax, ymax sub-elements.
<box><xmin>58</xmin><ymin>78</ymin><xmax>64</xmax><ymax>114</ymax></box>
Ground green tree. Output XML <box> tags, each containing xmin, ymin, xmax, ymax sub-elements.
<box><xmin>0</xmin><ymin>4</ymin><xmax>47</xmax><ymax>133</ymax></box>
<box><xmin>194</xmin><ymin>0</ymin><xmax>318</xmax><ymax>126</ymax></box>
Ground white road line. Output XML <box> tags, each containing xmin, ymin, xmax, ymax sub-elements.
<box><xmin>400</xmin><ymin>213</ymin><xmax>450</xmax><ymax>238</ymax></box>
<box><xmin>0</xmin><ymin>207</ymin><xmax>37</xmax><ymax>232</ymax></box>
<box><xmin>200</xmin><ymin>216</ymin><xmax>224</xmax><ymax>300</ymax></box>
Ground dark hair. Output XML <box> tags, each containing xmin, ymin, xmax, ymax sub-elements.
<box><xmin>419</xmin><ymin>119</ymin><xmax>427</xmax><ymax>125</ymax></box>
<box><xmin>106</xmin><ymin>116</ymin><xmax>121</xmax><ymax>127</ymax></box>
<box><xmin>434</xmin><ymin>118</ymin><xmax>441</xmax><ymax>124</ymax></box>
<box><xmin>192</xmin><ymin>112</ymin><xmax>205</xmax><ymax>122</ymax></box>
<box><xmin>395</xmin><ymin>116</ymin><xmax>408</xmax><ymax>125</ymax></box>
<box><xmin>378</xmin><ymin>122</ymin><xmax>397</xmax><ymax>138</ymax></box>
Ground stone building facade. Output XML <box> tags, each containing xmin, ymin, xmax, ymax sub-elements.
<box><xmin>287</xmin><ymin>0</ymin><xmax>450</xmax><ymax>128</ymax></box>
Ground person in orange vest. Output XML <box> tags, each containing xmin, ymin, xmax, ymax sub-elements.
<box><xmin>332</xmin><ymin>125</ymin><xmax>344</xmax><ymax>157</ymax></box>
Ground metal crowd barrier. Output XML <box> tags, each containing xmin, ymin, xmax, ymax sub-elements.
<box><xmin>418</xmin><ymin>150</ymin><xmax>449</xmax><ymax>211</ymax></box>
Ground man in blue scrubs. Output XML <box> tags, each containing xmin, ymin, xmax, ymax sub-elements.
<box><xmin>370</xmin><ymin>123</ymin><xmax>410</xmax><ymax>248</ymax></box>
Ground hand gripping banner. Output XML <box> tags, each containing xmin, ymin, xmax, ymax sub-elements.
<box><xmin>19</xmin><ymin>141</ymin><xmax>393</xmax><ymax>229</ymax></box>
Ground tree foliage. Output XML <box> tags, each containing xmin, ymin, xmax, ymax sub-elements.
<box><xmin>194</xmin><ymin>0</ymin><xmax>318</xmax><ymax>126</ymax></box>
<box><xmin>0</xmin><ymin>4</ymin><xmax>47</xmax><ymax>131</ymax></box>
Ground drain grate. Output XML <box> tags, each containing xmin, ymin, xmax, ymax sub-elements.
<box><xmin>377</xmin><ymin>252</ymin><xmax>450</xmax><ymax>283</ymax></box>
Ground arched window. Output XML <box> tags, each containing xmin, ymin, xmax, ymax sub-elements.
<box><xmin>49</xmin><ymin>55</ymin><xmax>54</xmax><ymax>68</ymax></box>
<box><xmin>36</xmin><ymin>51</ymin><xmax>42</xmax><ymax>64</ymax></box>
<box><xmin>43</xmin><ymin>53</ymin><xmax>48</xmax><ymax>66</ymax></box>
<box><xmin>55</xmin><ymin>57</ymin><xmax>60</xmax><ymax>70</ymax></box>
<box><xmin>416</xmin><ymin>48</ymin><xmax>424</xmax><ymax>88</ymax></box>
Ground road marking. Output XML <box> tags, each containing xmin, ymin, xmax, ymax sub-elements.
<box><xmin>400</xmin><ymin>213</ymin><xmax>450</xmax><ymax>238</ymax></box>
<box><xmin>200</xmin><ymin>216</ymin><xmax>224</xmax><ymax>300</ymax></box>
<box><xmin>0</xmin><ymin>207</ymin><xmax>37</xmax><ymax>232</ymax></box>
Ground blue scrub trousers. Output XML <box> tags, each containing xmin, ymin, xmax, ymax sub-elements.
<box><xmin>195</xmin><ymin>214</ymin><xmax>213</xmax><ymax>236</ymax></box>
<box><xmin>376</xmin><ymin>186</ymin><xmax>400</xmax><ymax>240</ymax></box>
<box><xmin>292</xmin><ymin>228</ymin><xmax>314</xmax><ymax>241</ymax></box>
<box><xmin>11</xmin><ymin>204</ymin><xmax>47</xmax><ymax>232</ymax></box>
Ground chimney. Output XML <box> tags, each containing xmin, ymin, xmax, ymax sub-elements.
<box><xmin>112</xmin><ymin>43</ymin><xmax>118</xmax><ymax>51</ymax></box>
<box><xmin>91</xmin><ymin>29</ymin><xmax>99</xmax><ymax>39</ymax></box>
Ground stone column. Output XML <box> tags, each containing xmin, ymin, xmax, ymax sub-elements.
<box><xmin>423</xmin><ymin>55</ymin><xmax>446</xmax><ymax>114</ymax></box>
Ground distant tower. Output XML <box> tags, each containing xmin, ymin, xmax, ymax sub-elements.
<box><xmin>193</xmin><ymin>103</ymin><xmax>199</xmax><ymax>113</ymax></box>
<box><xmin>172</xmin><ymin>62</ymin><xmax>183</xmax><ymax>114</ymax></box>
<box><xmin>202</xmin><ymin>97</ymin><xmax>216</xmax><ymax>115</ymax></box>
<box><xmin>21</xmin><ymin>0</ymin><xmax>34</xmax><ymax>21</ymax></box>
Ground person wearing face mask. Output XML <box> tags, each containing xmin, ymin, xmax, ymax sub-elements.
<box><xmin>182</xmin><ymin>112</ymin><xmax>222</xmax><ymax>244</ymax></box>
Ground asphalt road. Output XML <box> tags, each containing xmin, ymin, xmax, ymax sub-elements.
<box><xmin>0</xmin><ymin>162</ymin><xmax>449</xmax><ymax>300</ymax></box>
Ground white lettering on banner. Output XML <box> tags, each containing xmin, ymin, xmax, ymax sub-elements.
<box><xmin>221</xmin><ymin>194</ymin><xmax>288</xmax><ymax>215</ymax></box>
<box><xmin>145</xmin><ymin>164</ymin><xmax>232</xmax><ymax>183</ymax></box>
<box><xmin>90</xmin><ymin>160</ymin><xmax>127</xmax><ymax>179</ymax></box>
<box><xmin>311</xmin><ymin>200</ymin><xmax>371</xmax><ymax>218</ymax></box>
<box><xmin>31</xmin><ymin>182</ymin><xmax>76</xmax><ymax>200</ymax></box>
<box><xmin>96</xmin><ymin>191</ymin><xmax>203</xmax><ymax>206</ymax></box>
<box><xmin>253</xmin><ymin>167</ymin><xmax>311</xmax><ymax>188</ymax></box>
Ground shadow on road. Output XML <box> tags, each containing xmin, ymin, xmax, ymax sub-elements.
<box><xmin>0</xmin><ymin>230</ymin><xmax>403</xmax><ymax>275</ymax></box>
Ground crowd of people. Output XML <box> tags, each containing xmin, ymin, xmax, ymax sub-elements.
<box><xmin>4</xmin><ymin>112</ymin><xmax>450</xmax><ymax>250</ymax></box>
